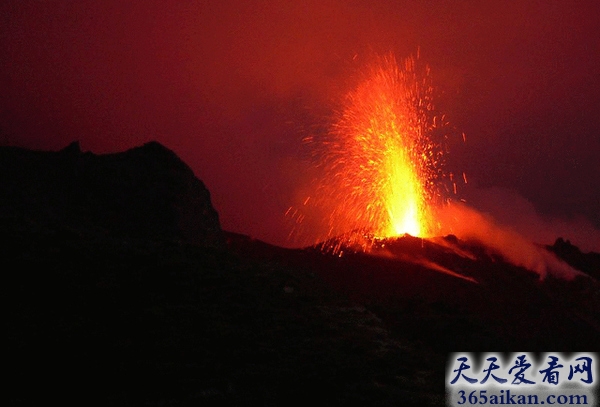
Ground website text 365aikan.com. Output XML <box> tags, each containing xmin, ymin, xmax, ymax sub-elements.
<box><xmin>447</xmin><ymin>353</ymin><xmax>597</xmax><ymax>406</ymax></box>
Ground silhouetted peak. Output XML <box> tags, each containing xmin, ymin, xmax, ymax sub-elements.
<box><xmin>552</xmin><ymin>237</ymin><xmax>580</xmax><ymax>254</ymax></box>
<box><xmin>123</xmin><ymin>141</ymin><xmax>192</xmax><ymax>174</ymax></box>
<box><xmin>60</xmin><ymin>141</ymin><xmax>81</xmax><ymax>154</ymax></box>
<box><xmin>132</xmin><ymin>141</ymin><xmax>176</xmax><ymax>158</ymax></box>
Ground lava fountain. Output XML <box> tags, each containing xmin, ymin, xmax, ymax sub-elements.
<box><xmin>302</xmin><ymin>52</ymin><xmax>450</xmax><ymax>249</ymax></box>
<box><xmin>292</xmin><ymin>53</ymin><xmax>580</xmax><ymax>281</ymax></box>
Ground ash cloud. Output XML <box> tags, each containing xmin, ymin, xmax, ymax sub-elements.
<box><xmin>463</xmin><ymin>186</ymin><xmax>600</xmax><ymax>253</ymax></box>
<box><xmin>436</xmin><ymin>201</ymin><xmax>587</xmax><ymax>281</ymax></box>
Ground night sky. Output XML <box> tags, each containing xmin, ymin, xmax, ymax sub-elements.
<box><xmin>2</xmin><ymin>0</ymin><xmax>599</xmax><ymax>250</ymax></box>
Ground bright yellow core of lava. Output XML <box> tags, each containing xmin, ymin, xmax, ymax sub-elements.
<box><xmin>384</xmin><ymin>142</ymin><xmax>423</xmax><ymax>237</ymax></box>
<box><xmin>325</xmin><ymin>54</ymin><xmax>436</xmax><ymax>239</ymax></box>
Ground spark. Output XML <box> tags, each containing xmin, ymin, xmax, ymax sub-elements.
<box><xmin>306</xmin><ymin>52</ymin><xmax>450</xmax><ymax>251</ymax></box>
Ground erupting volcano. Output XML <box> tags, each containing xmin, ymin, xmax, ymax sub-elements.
<box><xmin>295</xmin><ymin>54</ymin><xmax>586</xmax><ymax>281</ymax></box>
<box><xmin>304</xmin><ymin>53</ymin><xmax>452</xmax><ymax>249</ymax></box>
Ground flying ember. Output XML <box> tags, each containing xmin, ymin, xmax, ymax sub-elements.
<box><xmin>306</xmin><ymin>52</ymin><xmax>449</xmax><ymax>246</ymax></box>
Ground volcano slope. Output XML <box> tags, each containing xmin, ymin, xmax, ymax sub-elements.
<box><xmin>3</xmin><ymin>142</ymin><xmax>599</xmax><ymax>406</ymax></box>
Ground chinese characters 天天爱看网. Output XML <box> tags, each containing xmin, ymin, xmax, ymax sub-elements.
<box><xmin>449</xmin><ymin>354</ymin><xmax>594</xmax><ymax>386</ymax></box>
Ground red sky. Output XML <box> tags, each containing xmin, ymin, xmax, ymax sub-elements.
<box><xmin>1</xmin><ymin>0</ymin><xmax>599</xmax><ymax>248</ymax></box>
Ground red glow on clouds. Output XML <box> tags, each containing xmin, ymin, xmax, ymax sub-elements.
<box><xmin>1</xmin><ymin>1</ymin><xmax>599</xmax><ymax>249</ymax></box>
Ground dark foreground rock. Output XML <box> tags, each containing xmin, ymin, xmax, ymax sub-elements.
<box><xmin>4</xmin><ymin>143</ymin><xmax>599</xmax><ymax>406</ymax></box>
<box><xmin>5</xmin><ymin>233</ymin><xmax>445</xmax><ymax>406</ymax></box>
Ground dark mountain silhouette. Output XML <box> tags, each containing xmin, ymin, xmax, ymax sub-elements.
<box><xmin>0</xmin><ymin>141</ymin><xmax>223</xmax><ymax>247</ymax></box>
<box><xmin>3</xmin><ymin>142</ymin><xmax>599</xmax><ymax>406</ymax></box>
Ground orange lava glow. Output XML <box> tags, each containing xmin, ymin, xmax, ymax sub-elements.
<box><xmin>305</xmin><ymin>52</ymin><xmax>447</xmax><ymax>247</ymax></box>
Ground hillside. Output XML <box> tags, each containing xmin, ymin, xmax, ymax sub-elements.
<box><xmin>3</xmin><ymin>142</ymin><xmax>598</xmax><ymax>406</ymax></box>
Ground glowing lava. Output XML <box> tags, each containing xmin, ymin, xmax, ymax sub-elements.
<box><xmin>306</xmin><ymin>52</ymin><xmax>445</xmax><ymax>245</ymax></box>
